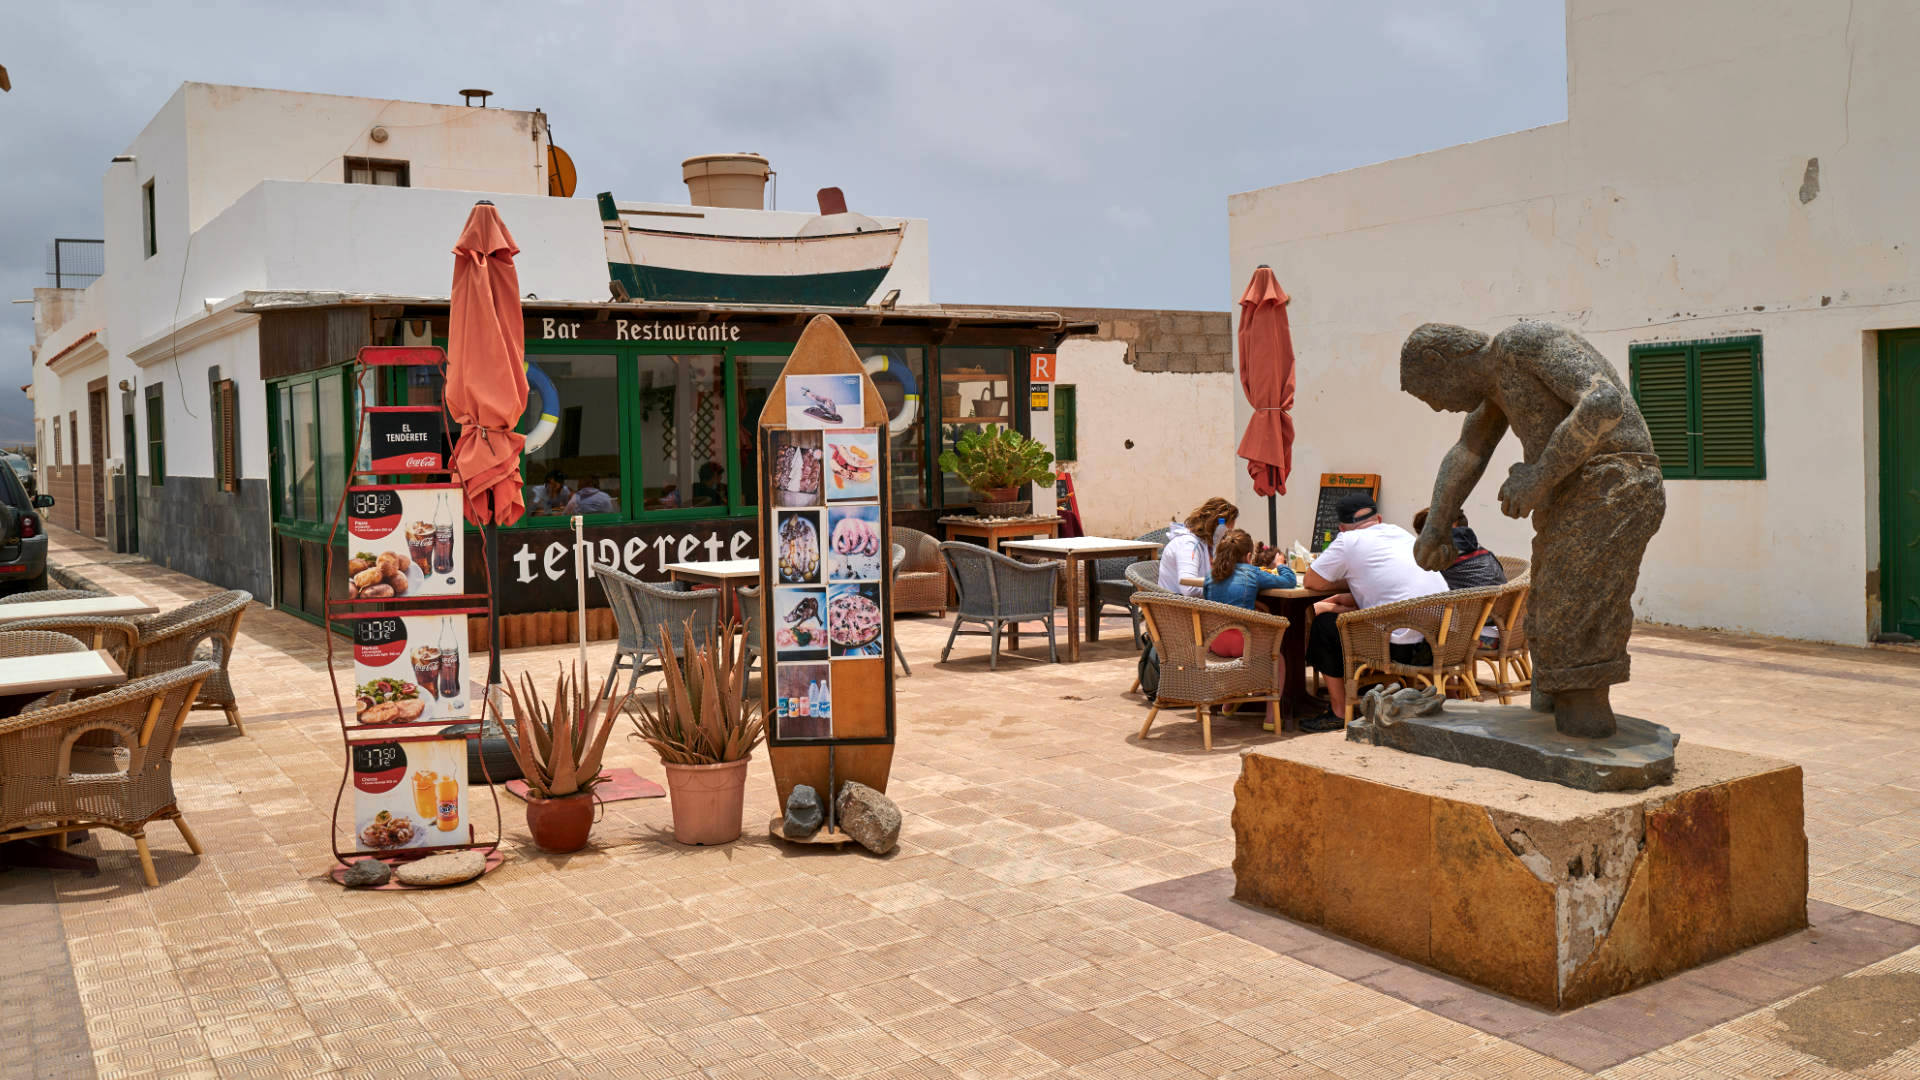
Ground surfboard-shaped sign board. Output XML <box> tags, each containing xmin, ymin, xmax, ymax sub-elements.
<box><xmin>755</xmin><ymin>315</ymin><xmax>896</xmax><ymax>815</ymax></box>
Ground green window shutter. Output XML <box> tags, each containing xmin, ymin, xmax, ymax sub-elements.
<box><xmin>1631</xmin><ymin>347</ymin><xmax>1694</xmax><ymax>478</ymax></box>
<box><xmin>1695</xmin><ymin>340</ymin><xmax>1764</xmax><ymax>478</ymax></box>
<box><xmin>1053</xmin><ymin>385</ymin><xmax>1078</xmax><ymax>462</ymax></box>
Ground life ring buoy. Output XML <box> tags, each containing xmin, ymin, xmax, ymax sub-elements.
<box><xmin>863</xmin><ymin>352</ymin><xmax>920</xmax><ymax>435</ymax></box>
<box><xmin>523</xmin><ymin>360</ymin><xmax>560</xmax><ymax>454</ymax></box>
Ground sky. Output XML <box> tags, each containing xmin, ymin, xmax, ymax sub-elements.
<box><xmin>0</xmin><ymin>0</ymin><xmax>1567</xmax><ymax>446</ymax></box>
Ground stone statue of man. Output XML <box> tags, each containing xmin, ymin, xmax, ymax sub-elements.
<box><xmin>1400</xmin><ymin>322</ymin><xmax>1666</xmax><ymax>739</ymax></box>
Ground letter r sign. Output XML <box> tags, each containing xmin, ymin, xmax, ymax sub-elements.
<box><xmin>1030</xmin><ymin>353</ymin><xmax>1056</xmax><ymax>383</ymax></box>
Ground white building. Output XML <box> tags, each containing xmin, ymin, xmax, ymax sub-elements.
<box><xmin>1229</xmin><ymin>0</ymin><xmax>1920</xmax><ymax>646</ymax></box>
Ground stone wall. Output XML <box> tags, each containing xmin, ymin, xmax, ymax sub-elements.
<box><xmin>137</xmin><ymin>476</ymin><xmax>271</xmax><ymax>599</ymax></box>
<box><xmin>989</xmin><ymin>306</ymin><xmax>1232</xmax><ymax>374</ymax></box>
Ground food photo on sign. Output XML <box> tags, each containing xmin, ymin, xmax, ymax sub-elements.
<box><xmin>827</xmin><ymin>504</ymin><xmax>883</xmax><ymax>581</ymax></box>
<box><xmin>348</xmin><ymin>612</ymin><xmax>474</xmax><ymax>725</ymax></box>
<box><xmin>785</xmin><ymin>373</ymin><xmax>862</xmax><ymax>431</ymax></box>
<box><xmin>828</xmin><ymin>582</ymin><xmax>884</xmax><ymax>659</ymax></box>
<box><xmin>772</xmin><ymin>586</ymin><xmax>828</xmax><ymax>660</ymax></box>
<box><xmin>775</xmin><ymin>662</ymin><xmax>831</xmax><ymax>739</ymax></box>
<box><xmin>775</xmin><ymin>508</ymin><xmax>823</xmax><ymax>585</ymax></box>
<box><xmin>350</xmin><ymin>739</ymin><xmax>469</xmax><ymax>852</ymax></box>
<box><xmin>769</xmin><ymin>430</ymin><xmax>824</xmax><ymax>507</ymax></box>
<box><xmin>346</xmin><ymin>485</ymin><xmax>465</xmax><ymax>597</ymax></box>
<box><xmin>823</xmin><ymin>429</ymin><xmax>880</xmax><ymax>501</ymax></box>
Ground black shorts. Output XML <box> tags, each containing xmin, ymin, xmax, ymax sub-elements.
<box><xmin>1307</xmin><ymin>610</ymin><xmax>1434</xmax><ymax>676</ymax></box>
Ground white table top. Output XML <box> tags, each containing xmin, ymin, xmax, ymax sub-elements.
<box><xmin>1001</xmin><ymin>536</ymin><xmax>1164</xmax><ymax>555</ymax></box>
<box><xmin>661</xmin><ymin>559</ymin><xmax>762</xmax><ymax>579</ymax></box>
<box><xmin>0</xmin><ymin>595</ymin><xmax>159</xmax><ymax>623</ymax></box>
<box><xmin>0</xmin><ymin>649</ymin><xmax>126</xmax><ymax>697</ymax></box>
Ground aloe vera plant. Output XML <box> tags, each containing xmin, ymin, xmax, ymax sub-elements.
<box><xmin>628</xmin><ymin>620</ymin><xmax>766</xmax><ymax>765</ymax></box>
<box><xmin>498</xmin><ymin>664</ymin><xmax>619</xmax><ymax>799</ymax></box>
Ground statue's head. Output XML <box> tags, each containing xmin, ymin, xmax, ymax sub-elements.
<box><xmin>1400</xmin><ymin>323</ymin><xmax>1491</xmax><ymax>413</ymax></box>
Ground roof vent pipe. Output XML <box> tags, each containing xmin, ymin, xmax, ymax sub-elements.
<box><xmin>682</xmin><ymin>153</ymin><xmax>770</xmax><ymax>210</ymax></box>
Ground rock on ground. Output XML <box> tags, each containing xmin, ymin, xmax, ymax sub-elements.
<box><xmin>342</xmin><ymin>858</ymin><xmax>391</xmax><ymax>887</ymax></box>
<box><xmin>395</xmin><ymin>850</ymin><xmax>486</xmax><ymax>887</ymax></box>
<box><xmin>784</xmin><ymin>785</ymin><xmax>824</xmax><ymax>837</ymax></box>
<box><xmin>835</xmin><ymin>781</ymin><xmax>901</xmax><ymax>855</ymax></box>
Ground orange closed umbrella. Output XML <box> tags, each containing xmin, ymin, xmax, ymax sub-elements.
<box><xmin>1236</xmin><ymin>265</ymin><xmax>1297</xmax><ymax>544</ymax></box>
<box><xmin>447</xmin><ymin>202</ymin><xmax>529</xmax><ymax>527</ymax></box>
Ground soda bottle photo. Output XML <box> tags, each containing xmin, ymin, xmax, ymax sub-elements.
<box><xmin>432</xmin><ymin>492</ymin><xmax>455</xmax><ymax>577</ymax></box>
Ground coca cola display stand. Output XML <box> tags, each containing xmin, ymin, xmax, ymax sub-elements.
<box><xmin>756</xmin><ymin>317</ymin><xmax>896</xmax><ymax>845</ymax></box>
<box><xmin>325</xmin><ymin>345</ymin><xmax>504</xmax><ymax>887</ymax></box>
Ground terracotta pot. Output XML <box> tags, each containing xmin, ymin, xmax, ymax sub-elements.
<box><xmin>524</xmin><ymin>789</ymin><xmax>595</xmax><ymax>853</ymax></box>
<box><xmin>981</xmin><ymin>486</ymin><xmax>1019</xmax><ymax>503</ymax></box>
<box><xmin>661</xmin><ymin>757</ymin><xmax>750</xmax><ymax>845</ymax></box>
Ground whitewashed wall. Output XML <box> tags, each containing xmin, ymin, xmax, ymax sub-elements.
<box><xmin>1228</xmin><ymin>0</ymin><xmax>1920</xmax><ymax>645</ymax></box>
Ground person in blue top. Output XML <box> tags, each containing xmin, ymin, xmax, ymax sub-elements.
<box><xmin>1201</xmin><ymin>529</ymin><xmax>1297</xmax><ymax>654</ymax></box>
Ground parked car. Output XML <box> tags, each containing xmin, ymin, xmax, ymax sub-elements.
<box><xmin>0</xmin><ymin>465</ymin><xmax>54</xmax><ymax>595</ymax></box>
<box><xmin>2</xmin><ymin>453</ymin><xmax>34</xmax><ymax>497</ymax></box>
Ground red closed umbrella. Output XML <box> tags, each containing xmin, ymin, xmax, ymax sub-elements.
<box><xmin>1236</xmin><ymin>265</ymin><xmax>1297</xmax><ymax>544</ymax></box>
<box><xmin>447</xmin><ymin>202</ymin><xmax>529</xmax><ymax>527</ymax></box>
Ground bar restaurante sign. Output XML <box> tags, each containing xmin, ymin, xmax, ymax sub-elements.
<box><xmin>534</xmin><ymin>316</ymin><xmax>745</xmax><ymax>343</ymax></box>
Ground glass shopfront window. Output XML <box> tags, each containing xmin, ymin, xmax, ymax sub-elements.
<box><xmin>731</xmin><ymin>352</ymin><xmax>787</xmax><ymax>510</ymax></box>
<box><xmin>633</xmin><ymin>353</ymin><xmax>724</xmax><ymax>512</ymax></box>
<box><xmin>520</xmin><ymin>352</ymin><xmax>620</xmax><ymax>519</ymax></box>
<box><xmin>268</xmin><ymin>364</ymin><xmax>356</xmax><ymax>623</ymax></box>
<box><xmin>936</xmin><ymin>347</ymin><xmax>1016</xmax><ymax>505</ymax></box>
<box><xmin>857</xmin><ymin>346</ymin><xmax>928</xmax><ymax>511</ymax></box>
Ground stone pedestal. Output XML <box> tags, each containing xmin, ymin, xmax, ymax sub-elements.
<box><xmin>1231</xmin><ymin>738</ymin><xmax>1807</xmax><ymax>1010</ymax></box>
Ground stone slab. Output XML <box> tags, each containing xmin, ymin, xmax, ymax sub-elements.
<box><xmin>1232</xmin><ymin>737</ymin><xmax>1807</xmax><ymax>1008</ymax></box>
<box><xmin>1348</xmin><ymin>700</ymin><xmax>1678</xmax><ymax>791</ymax></box>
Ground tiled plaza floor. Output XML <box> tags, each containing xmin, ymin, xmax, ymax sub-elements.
<box><xmin>7</xmin><ymin>526</ymin><xmax>1920</xmax><ymax>1079</ymax></box>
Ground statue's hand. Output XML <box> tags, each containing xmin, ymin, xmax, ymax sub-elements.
<box><xmin>1414</xmin><ymin>523</ymin><xmax>1454</xmax><ymax>571</ymax></box>
<box><xmin>1499</xmin><ymin>463</ymin><xmax>1549</xmax><ymax>518</ymax></box>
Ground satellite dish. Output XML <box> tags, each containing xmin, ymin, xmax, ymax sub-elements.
<box><xmin>547</xmin><ymin>144</ymin><xmax>577</xmax><ymax>198</ymax></box>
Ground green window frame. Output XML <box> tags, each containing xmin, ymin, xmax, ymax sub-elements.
<box><xmin>144</xmin><ymin>385</ymin><xmax>166</xmax><ymax>486</ymax></box>
<box><xmin>266</xmin><ymin>364</ymin><xmax>356</xmax><ymax>533</ymax></box>
<box><xmin>1053</xmin><ymin>384</ymin><xmax>1078</xmax><ymax>462</ymax></box>
<box><xmin>1628</xmin><ymin>336</ymin><xmax>1765</xmax><ymax>479</ymax></box>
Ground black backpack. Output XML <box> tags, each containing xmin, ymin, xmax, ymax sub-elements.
<box><xmin>1137</xmin><ymin>644</ymin><xmax>1160</xmax><ymax>702</ymax></box>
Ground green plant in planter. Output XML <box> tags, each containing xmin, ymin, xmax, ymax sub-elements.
<box><xmin>937</xmin><ymin>425</ymin><xmax>1056</xmax><ymax>497</ymax></box>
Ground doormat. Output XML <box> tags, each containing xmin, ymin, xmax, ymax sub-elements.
<box><xmin>505</xmin><ymin>767</ymin><xmax>664</xmax><ymax>802</ymax></box>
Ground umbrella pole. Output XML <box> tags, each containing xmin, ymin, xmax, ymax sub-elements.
<box><xmin>485</xmin><ymin>520</ymin><xmax>503</xmax><ymax>717</ymax></box>
<box><xmin>1267</xmin><ymin>495</ymin><xmax>1278</xmax><ymax>549</ymax></box>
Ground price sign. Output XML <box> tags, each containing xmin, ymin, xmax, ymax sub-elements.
<box><xmin>344</xmin><ymin>610</ymin><xmax>478</xmax><ymax>726</ymax></box>
<box><xmin>345</xmin><ymin>485</ymin><xmax>465</xmax><ymax>598</ymax></box>
<box><xmin>350</xmin><ymin>736</ymin><xmax>469</xmax><ymax>854</ymax></box>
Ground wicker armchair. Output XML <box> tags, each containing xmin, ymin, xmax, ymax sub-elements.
<box><xmin>889</xmin><ymin>544</ymin><xmax>912</xmax><ymax>677</ymax></box>
<box><xmin>0</xmin><ymin>629</ymin><xmax>90</xmax><ymax>712</ymax></box>
<box><xmin>1133</xmin><ymin>593</ymin><xmax>1288</xmax><ymax>750</ymax></box>
<box><xmin>891</xmin><ymin>526</ymin><xmax>948</xmax><ymax>616</ymax></box>
<box><xmin>1089</xmin><ymin>528</ymin><xmax>1169</xmax><ymax>641</ymax></box>
<box><xmin>938</xmin><ymin>543</ymin><xmax>1059</xmax><ymax>670</ymax></box>
<box><xmin>1</xmin><ymin>616</ymin><xmax>139</xmax><ymax>670</ymax></box>
<box><xmin>1334</xmin><ymin>584</ymin><xmax>1505</xmax><ymax>724</ymax></box>
<box><xmin>1476</xmin><ymin>570</ymin><xmax>1533</xmax><ymax>704</ymax></box>
<box><xmin>595</xmin><ymin>564</ymin><xmax>720</xmax><ymax>699</ymax></box>
<box><xmin>738</xmin><ymin>583</ymin><xmax>763</xmax><ymax>678</ymax></box>
<box><xmin>1497</xmin><ymin>555</ymin><xmax>1530</xmax><ymax>581</ymax></box>
<box><xmin>128</xmin><ymin>591</ymin><xmax>251</xmax><ymax>735</ymax></box>
<box><xmin>0</xmin><ymin>663</ymin><xmax>214</xmax><ymax>887</ymax></box>
<box><xmin>0</xmin><ymin>589</ymin><xmax>104</xmax><ymax>605</ymax></box>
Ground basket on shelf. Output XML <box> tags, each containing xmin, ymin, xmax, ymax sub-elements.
<box><xmin>972</xmin><ymin>500</ymin><xmax>1032</xmax><ymax>518</ymax></box>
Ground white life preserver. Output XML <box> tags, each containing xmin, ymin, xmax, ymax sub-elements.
<box><xmin>863</xmin><ymin>352</ymin><xmax>920</xmax><ymax>435</ymax></box>
<box><xmin>523</xmin><ymin>360</ymin><xmax>560</xmax><ymax>454</ymax></box>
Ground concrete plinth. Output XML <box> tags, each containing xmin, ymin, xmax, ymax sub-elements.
<box><xmin>1231</xmin><ymin>738</ymin><xmax>1807</xmax><ymax>1010</ymax></box>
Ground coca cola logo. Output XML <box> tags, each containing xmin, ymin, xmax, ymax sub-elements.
<box><xmin>403</xmin><ymin>455</ymin><xmax>441</xmax><ymax>468</ymax></box>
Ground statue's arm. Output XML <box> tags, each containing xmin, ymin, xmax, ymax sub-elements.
<box><xmin>1524</xmin><ymin>351</ymin><xmax>1626</xmax><ymax>492</ymax></box>
<box><xmin>1417</xmin><ymin>404</ymin><xmax>1506</xmax><ymax>570</ymax></box>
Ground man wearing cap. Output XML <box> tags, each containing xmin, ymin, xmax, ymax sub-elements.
<box><xmin>1297</xmin><ymin>494</ymin><xmax>1449</xmax><ymax>733</ymax></box>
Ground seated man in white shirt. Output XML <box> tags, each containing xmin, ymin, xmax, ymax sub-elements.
<box><xmin>1298</xmin><ymin>494</ymin><xmax>1449</xmax><ymax>733</ymax></box>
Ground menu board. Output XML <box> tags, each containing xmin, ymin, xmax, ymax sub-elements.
<box><xmin>763</xmin><ymin>425</ymin><xmax>890</xmax><ymax>745</ymax></box>
<box><xmin>1310</xmin><ymin>473</ymin><xmax>1382</xmax><ymax>553</ymax></box>
<box><xmin>346</xmin><ymin>484</ymin><xmax>465</xmax><ymax>598</ymax></box>
<box><xmin>343</xmin><ymin>610</ymin><xmax>480</xmax><ymax>726</ymax></box>
<box><xmin>350</xmin><ymin>737</ymin><xmax>470</xmax><ymax>854</ymax></box>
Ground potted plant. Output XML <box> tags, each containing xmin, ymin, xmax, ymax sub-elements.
<box><xmin>497</xmin><ymin>664</ymin><xmax>618</xmax><ymax>853</ymax></box>
<box><xmin>628</xmin><ymin>620</ymin><xmax>765</xmax><ymax>845</ymax></box>
<box><xmin>937</xmin><ymin>425</ymin><xmax>1057</xmax><ymax>514</ymax></box>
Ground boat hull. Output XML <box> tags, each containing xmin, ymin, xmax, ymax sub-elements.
<box><xmin>609</xmin><ymin>262</ymin><xmax>893</xmax><ymax>307</ymax></box>
<box><xmin>604</xmin><ymin>224</ymin><xmax>902</xmax><ymax>306</ymax></box>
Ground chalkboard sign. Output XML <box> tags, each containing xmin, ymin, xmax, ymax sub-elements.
<box><xmin>1309</xmin><ymin>473</ymin><xmax>1382</xmax><ymax>552</ymax></box>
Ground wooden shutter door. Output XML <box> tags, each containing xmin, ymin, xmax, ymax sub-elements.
<box><xmin>218</xmin><ymin>380</ymin><xmax>239</xmax><ymax>491</ymax></box>
<box><xmin>1695</xmin><ymin>342</ymin><xmax>1764</xmax><ymax>478</ymax></box>
<box><xmin>1631</xmin><ymin>348</ymin><xmax>1693</xmax><ymax>477</ymax></box>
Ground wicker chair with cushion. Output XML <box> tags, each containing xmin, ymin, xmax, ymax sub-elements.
<box><xmin>1476</xmin><ymin>569</ymin><xmax>1533</xmax><ymax>704</ymax></box>
<box><xmin>595</xmin><ymin>564</ymin><xmax>720</xmax><ymax>700</ymax></box>
<box><xmin>1133</xmin><ymin>593</ymin><xmax>1288</xmax><ymax>750</ymax></box>
<box><xmin>938</xmin><ymin>543</ymin><xmax>1060</xmax><ymax>670</ymax></box>
<box><xmin>1334</xmin><ymin>583</ymin><xmax>1506</xmax><ymax>724</ymax></box>
<box><xmin>0</xmin><ymin>589</ymin><xmax>104</xmax><ymax>605</ymax></box>
<box><xmin>889</xmin><ymin>544</ymin><xmax>911</xmax><ymax>677</ymax></box>
<box><xmin>0</xmin><ymin>662</ymin><xmax>214</xmax><ymax>887</ymax></box>
<box><xmin>128</xmin><ymin>591</ymin><xmax>251</xmax><ymax>735</ymax></box>
<box><xmin>1089</xmin><ymin>527</ymin><xmax>1169</xmax><ymax>642</ymax></box>
<box><xmin>890</xmin><ymin>527</ymin><xmax>948</xmax><ymax>616</ymax></box>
